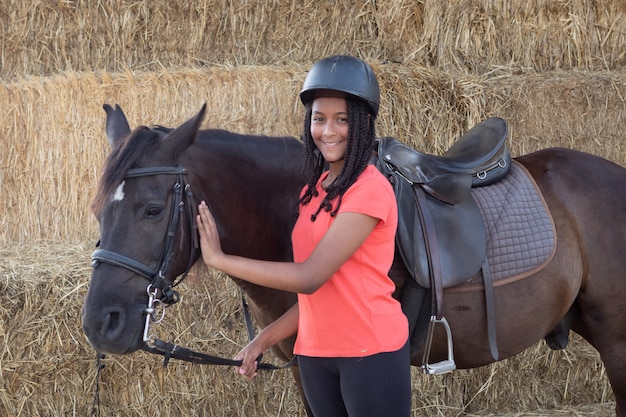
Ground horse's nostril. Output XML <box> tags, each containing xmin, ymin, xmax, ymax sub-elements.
<box><xmin>106</xmin><ymin>311</ymin><xmax>119</xmax><ymax>329</ymax></box>
<box><xmin>102</xmin><ymin>306</ymin><xmax>126</xmax><ymax>339</ymax></box>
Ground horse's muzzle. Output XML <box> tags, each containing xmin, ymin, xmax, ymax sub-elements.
<box><xmin>82</xmin><ymin>303</ymin><xmax>144</xmax><ymax>355</ymax></box>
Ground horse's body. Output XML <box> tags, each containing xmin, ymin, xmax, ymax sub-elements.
<box><xmin>82</xmin><ymin>105</ymin><xmax>626</xmax><ymax>416</ymax></box>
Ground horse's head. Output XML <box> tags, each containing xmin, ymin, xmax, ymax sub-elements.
<box><xmin>82</xmin><ymin>104</ymin><xmax>206</xmax><ymax>355</ymax></box>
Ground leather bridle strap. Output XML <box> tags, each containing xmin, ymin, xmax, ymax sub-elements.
<box><xmin>92</xmin><ymin>248</ymin><xmax>155</xmax><ymax>280</ymax></box>
<box><xmin>123</xmin><ymin>166</ymin><xmax>187</xmax><ymax>177</ymax></box>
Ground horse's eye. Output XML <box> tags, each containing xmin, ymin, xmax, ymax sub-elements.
<box><xmin>146</xmin><ymin>206</ymin><xmax>164</xmax><ymax>217</ymax></box>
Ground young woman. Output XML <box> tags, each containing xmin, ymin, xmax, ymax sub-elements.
<box><xmin>197</xmin><ymin>55</ymin><xmax>411</xmax><ymax>416</ymax></box>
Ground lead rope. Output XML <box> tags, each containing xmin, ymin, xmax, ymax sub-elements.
<box><xmin>91</xmin><ymin>353</ymin><xmax>106</xmax><ymax>417</ymax></box>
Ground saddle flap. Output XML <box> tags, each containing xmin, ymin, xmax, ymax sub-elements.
<box><xmin>390</xmin><ymin>172</ymin><xmax>487</xmax><ymax>289</ymax></box>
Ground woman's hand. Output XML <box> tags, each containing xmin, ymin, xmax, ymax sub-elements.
<box><xmin>234</xmin><ymin>337</ymin><xmax>267</xmax><ymax>379</ymax></box>
<box><xmin>235</xmin><ymin>304</ymin><xmax>298</xmax><ymax>380</ymax></box>
<box><xmin>196</xmin><ymin>201</ymin><xmax>225</xmax><ymax>268</ymax></box>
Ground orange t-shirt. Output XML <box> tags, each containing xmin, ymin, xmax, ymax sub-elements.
<box><xmin>292</xmin><ymin>165</ymin><xmax>408</xmax><ymax>357</ymax></box>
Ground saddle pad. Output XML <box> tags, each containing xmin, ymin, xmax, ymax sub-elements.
<box><xmin>453</xmin><ymin>161</ymin><xmax>556</xmax><ymax>290</ymax></box>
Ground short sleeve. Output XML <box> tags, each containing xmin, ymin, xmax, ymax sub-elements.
<box><xmin>338</xmin><ymin>165</ymin><xmax>396</xmax><ymax>223</ymax></box>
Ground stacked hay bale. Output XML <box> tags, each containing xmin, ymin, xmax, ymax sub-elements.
<box><xmin>0</xmin><ymin>1</ymin><xmax>624</xmax><ymax>416</ymax></box>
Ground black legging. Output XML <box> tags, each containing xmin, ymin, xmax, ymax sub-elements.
<box><xmin>297</xmin><ymin>342</ymin><xmax>411</xmax><ymax>417</ymax></box>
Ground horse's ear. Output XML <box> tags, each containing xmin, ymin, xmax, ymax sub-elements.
<box><xmin>162</xmin><ymin>103</ymin><xmax>207</xmax><ymax>156</ymax></box>
<box><xmin>103</xmin><ymin>103</ymin><xmax>131</xmax><ymax>147</ymax></box>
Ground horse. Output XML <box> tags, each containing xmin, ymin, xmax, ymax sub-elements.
<box><xmin>82</xmin><ymin>104</ymin><xmax>626</xmax><ymax>416</ymax></box>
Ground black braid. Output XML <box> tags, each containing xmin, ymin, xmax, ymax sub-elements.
<box><xmin>298</xmin><ymin>104</ymin><xmax>324</xmax><ymax>207</ymax></box>
<box><xmin>298</xmin><ymin>98</ymin><xmax>376</xmax><ymax>221</ymax></box>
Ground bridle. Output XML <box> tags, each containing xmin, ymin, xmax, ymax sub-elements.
<box><xmin>91</xmin><ymin>166</ymin><xmax>197</xmax><ymax>307</ymax></box>
<box><xmin>91</xmin><ymin>165</ymin><xmax>204</xmax><ymax>360</ymax></box>
<box><xmin>89</xmin><ymin>165</ymin><xmax>294</xmax><ymax>370</ymax></box>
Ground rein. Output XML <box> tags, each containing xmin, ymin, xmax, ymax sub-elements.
<box><xmin>141</xmin><ymin>290</ymin><xmax>296</xmax><ymax>370</ymax></box>
<box><xmin>90</xmin><ymin>165</ymin><xmax>295</xmax><ymax>369</ymax></box>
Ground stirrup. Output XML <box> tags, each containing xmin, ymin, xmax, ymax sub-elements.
<box><xmin>421</xmin><ymin>316</ymin><xmax>456</xmax><ymax>375</ymax></box>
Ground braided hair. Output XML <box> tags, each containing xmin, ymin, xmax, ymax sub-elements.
<box><xmin>298</xmin><ymin>97</ymin><xmax>376</xmax><ymax>221</ymax></box>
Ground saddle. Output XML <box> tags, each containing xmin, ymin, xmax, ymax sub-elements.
<box><xmin>377</xmin><ymin>118</ymin><xmax>510</xmax><ymax>289</ymax></box>
<box><xmin>376</xmin><ymin>117</ymin><xmax>510</xmax><ymax>370</ymax></box>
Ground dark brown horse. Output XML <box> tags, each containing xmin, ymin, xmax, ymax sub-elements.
<box><xmin>82</xmin><ymin>104</ymin><xmax>626</xmax><ymax>416</ymax></box>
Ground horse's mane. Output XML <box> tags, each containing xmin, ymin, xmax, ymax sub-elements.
<box><xmin>91</xmin><ymin>126</ymin><xmax>167</xmax><ymax>215</ymax></box>
<box><xmin>92</xmin><ymin>125</ymin><xmax>305</xmax><ymax>215</ymax></box>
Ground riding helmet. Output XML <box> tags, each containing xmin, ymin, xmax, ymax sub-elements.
<box><xmin>300</xmin><ymin>55</ymin><xmax>380</xmax><ymax>117</ymax></box>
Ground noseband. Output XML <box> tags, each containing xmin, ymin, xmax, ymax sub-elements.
<box><xmin>91</xmin><ymin>166</ymin><xmax>198</xmax><ymax>306</ymax></box>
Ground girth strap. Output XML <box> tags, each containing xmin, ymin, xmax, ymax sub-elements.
<box><xmin>481</xmin><ymin>257</ymin><xmax>499</xmax><ymax>361</ymax></box>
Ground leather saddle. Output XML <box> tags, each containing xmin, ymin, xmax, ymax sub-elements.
<box><xmin>376</xmin><ymin>117</ymin><xmax>510</xmax><ymax>367</ymax></box>
<box><xmin>376</xmin><ymin>117</ymin><xmax>510</xmax><ymax>291</ymax></box>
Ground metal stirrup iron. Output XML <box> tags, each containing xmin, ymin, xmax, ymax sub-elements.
<box><xmin>421</xmin><ymin>315</ymin><xmax>456</xmax><ymax>375</ymax></box>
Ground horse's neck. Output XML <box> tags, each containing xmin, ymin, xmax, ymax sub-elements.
<box><xmin>194</xmin><ymin>131</ymin><xmax>304</xmax><ymax>189</ymax></box>
<box><xmin>188</xmin><ymin>132</ymin><xmax>304</xmax><ymax>328</ymax></box>
<box><xmin>188</xmin><ymin>132</ymin><xmax>304</xmax><ymax>261</ymax></box>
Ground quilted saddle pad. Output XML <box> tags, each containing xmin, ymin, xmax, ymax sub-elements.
<box><xmin>454</xmin><ymin>160</ymin><xmax>557</xmax><ymax>291</ymax></box>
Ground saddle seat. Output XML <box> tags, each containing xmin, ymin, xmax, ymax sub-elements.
<box><xmin>378</xmin><ymin>117</ymin><xmax>510</xmax><ymax>204</ymax></box>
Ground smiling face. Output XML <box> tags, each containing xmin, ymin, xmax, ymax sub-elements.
<box><xmin>310</xmin><ymin>96</ymin><xmax>349</xmax><ymax>167</ymax></box>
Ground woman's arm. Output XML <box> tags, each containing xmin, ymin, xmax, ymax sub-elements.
<box><xmin>197</xmin><ymin>201</ymin><xmax>378</xmax><ymax>293</ymax></box>
<box><xmin>234</xmin><ymin>303</ymin><xmax>299</xmax><ymax>379</ymax></box>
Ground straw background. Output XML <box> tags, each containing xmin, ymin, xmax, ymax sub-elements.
<box><xmin>0</xmin><ymin>0</ymin><xmax>624</xmax><ymax>416</ymax></box>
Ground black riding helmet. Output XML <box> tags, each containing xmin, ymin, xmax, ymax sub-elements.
<box><xmin>300</xmin><ymin>55</ymin><xmax>380</xmax><ymax>117</ymax></box>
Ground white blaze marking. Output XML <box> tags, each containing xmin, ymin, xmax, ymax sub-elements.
<box><xmin>113</xmin><ymin>181</ymin><xmax>125</xmax><ymax>201</ymax></box>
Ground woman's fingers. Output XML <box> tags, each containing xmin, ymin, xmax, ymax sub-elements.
<box><xmin>234</xmin><ymin>351</ymin><xmax>259</xmax><ymax>379</ymax></box>
<box><xmin>196</xmin><ymin>201</ymin><xmax>223</xmax><ymax>267</ymax></box>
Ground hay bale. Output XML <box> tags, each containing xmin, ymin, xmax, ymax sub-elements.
<box><xmin>0</xmin><ymin>244</ymin><xmax>304</xmax><ymax>416</ymax></box>
<box><xmin>1</xmin><ymin>0</ymin><xmax>378</xmax><ymax>80</ymax></box>
<box><xmin>0</xmin><ymin>65</ymin><xmax>304</xmax><ymax>245</ymax></box>
<box><xmin>0</xmin><ymin>65</ymin><xmax>624</xmax><ymax>244</ymax></box>
<box><xmin>375</xmin><ymin>0</ymin><xmax>626</xmax><ymax>71</ymax></box>
<box><xmin>1</xmin><ymin>0</ymin><xmax>624</xmax><ymax>80</ymax></box>
<box><xmin>0</xmin><ymin>244</ymin><xmax>615</xmax><ymax>416</ymax></box>
<box><xmin>483</xmin><ymin>70</ymin><xmax>626</xmax><ymax>159</ymax></box>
